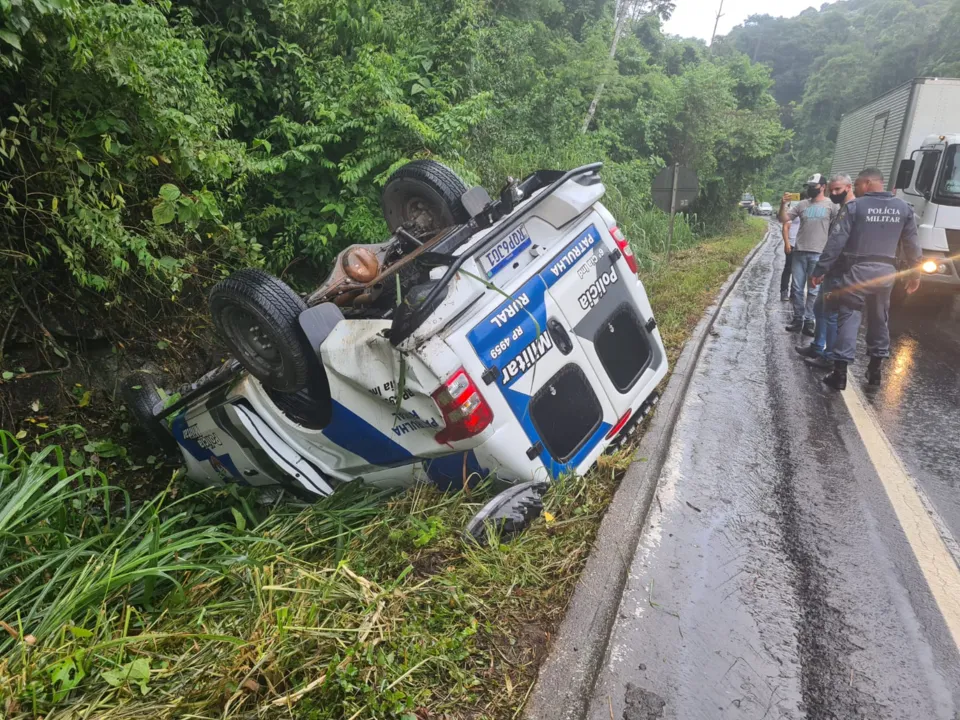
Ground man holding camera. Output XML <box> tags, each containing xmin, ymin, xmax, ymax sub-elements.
<box><xmin>779</xmin><ymin>174</ymin><xmax>840</xmax><ymax>336</ymax></box>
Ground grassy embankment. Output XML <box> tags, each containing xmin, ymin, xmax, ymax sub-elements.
<box><xmin>644</xmin><ymin>216</ymin><xmax>767</xmax><ymax>362</ymax></box>
<box><xmin>0</xmin><ymin>217</ymin><xmax>767</xmax><ymax>720</ymax></box>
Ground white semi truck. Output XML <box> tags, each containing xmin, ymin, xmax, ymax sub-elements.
<box><xmin>830</xmin><ymin>77</ymin><xmax>960</xmax><ymax>292</ymax></box>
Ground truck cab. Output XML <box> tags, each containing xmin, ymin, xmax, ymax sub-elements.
<box><xmin>895</xmin><ymin>133</ymin><xmax>960</xmax><ymax>288</ymax></box>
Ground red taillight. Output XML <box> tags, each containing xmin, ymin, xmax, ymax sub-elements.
<box><xmin>610</xmin><ymin>226</ymin><xmax>638</xmax><ymax>274</ymax></box>
<box><xmin>605</xmin><ymin>408</ymin><xmax>633</xmax><ymax>440</ymax></box>
<box><xmin>432</xmin><ymin>369</ymin><xmax>494</xmax><ymax>444</ymax></box>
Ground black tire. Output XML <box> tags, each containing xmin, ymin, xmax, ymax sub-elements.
<box><xmin>209</xmin><ymin>269</ymin><xmax>310</xmax><ymax>393</ymax></box>
<box><xmin>380</xmin><ymin>159</ymin><xmax>470</xmax><ymax>234</ymax></box>
<box><xmin>122</xmin><ymin>372</ymin><xmax>177</xmax><ymax>453</ymax></box>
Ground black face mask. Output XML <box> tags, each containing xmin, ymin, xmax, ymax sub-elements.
<box><xmin>829</xmin><ymin>192</ymin><xmax>847</xmax><ymax>205</ymax></box>
<box><xmin>806</xmin><ymin>186</ymin><xmax>821</xmax><ymax>199</ymax></box>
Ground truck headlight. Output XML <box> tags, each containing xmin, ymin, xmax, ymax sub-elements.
<box><xmin>921</xmin><ymin>260</ymin><xmax>939</xmax><ymax>274</ymax></box>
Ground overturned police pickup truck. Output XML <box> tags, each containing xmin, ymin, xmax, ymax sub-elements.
<box><xmin>124</xmin><ymin>160</ymin><xmax>668</xmax><ymax>528</ymax></box>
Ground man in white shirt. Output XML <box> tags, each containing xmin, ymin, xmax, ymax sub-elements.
<box><xmin>778</xmin><ymin>173</ymin><xmax>840</xmax><ymax>336</ymax></box>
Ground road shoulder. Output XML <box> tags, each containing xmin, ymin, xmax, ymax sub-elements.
<box><xmin>524</xmin><ymin>227</ymin><xmax>770</xmax><ymax>720</ymax></box>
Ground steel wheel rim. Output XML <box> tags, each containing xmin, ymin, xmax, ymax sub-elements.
<box><xmin>222</xmin><ymin>306</ymin><xmax>283</xmax><ymax>378</ymax></box>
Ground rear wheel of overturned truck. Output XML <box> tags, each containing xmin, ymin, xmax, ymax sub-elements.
<box><xmin>209</xmin><ymin>268</ymin><xmax>312</xmax><ymax>393</ymax></box>
<box><xmin>380</xmin><ymin>159</ymin><xmax>471</xmax><ymax>234</ymax></box>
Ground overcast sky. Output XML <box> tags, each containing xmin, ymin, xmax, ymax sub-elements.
<box><xmin>663</xmin><ymin>0</ymin><xmax>835</xmax><ymax>42</ymax></box>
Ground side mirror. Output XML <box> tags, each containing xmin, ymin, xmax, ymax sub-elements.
<box><xmin>895</xmin><ymin>159</ymin><xmax>915</xmax><ymax>190</ymax></box>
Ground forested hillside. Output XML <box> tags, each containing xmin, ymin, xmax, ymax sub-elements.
<box><xmin>0</xmin><ymin>0</ymin><xmax>781</xmax><ymax>343</ymax></box>
<box><xmin>718</xmin><ymin>0</ymin><xmax>960</xmax><ymax>192</ymax></box>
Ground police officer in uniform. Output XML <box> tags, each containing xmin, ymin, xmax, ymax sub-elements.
<box><xmin>810</xmin><ymin>167</ymin><xmax>921</xmax><ymax>390</ymax></box>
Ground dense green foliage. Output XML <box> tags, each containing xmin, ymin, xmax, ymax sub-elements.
<box><xmin>1</xmin><ymin>0</ymin><xmax>781</xmax><ymax>325</ymax></box>
<box><xmin>718</xmin><ymin>0</ymin><xmax>960</xmax><ymax>194</ymax></box>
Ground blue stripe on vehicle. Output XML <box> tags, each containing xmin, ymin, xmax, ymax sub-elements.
<box><xmin>321</xmin><ymin>400</ymin><xmax>418</xmax><ymax>468</ymax></box>
<box><xmin>170</xmin><ymin>413</ymin><xmax>244</xmax><ymax>481</ymax></box>
<box><xmin>466</xmin><ymin>273</ymin><xmax>550</xmax><ymax>390</ymax></box>
<box><xmin>425</xmin><ymin>451</ymin><xmax>490</xmax><ymax>491</ymax></box>
<box><xmin>539</xmin><ymin>225</ymin><xmax>602</xmax><ymax>289</ymax></box>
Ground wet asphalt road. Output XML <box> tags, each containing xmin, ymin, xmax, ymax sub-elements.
<box><xmin>873</xmin><ymin>286</ymin><xmax>960</xmax><ymax>545</ymax></box>
<box><xmin>585</xmin><ymin>226</ymin><xmax>960</xmax><ymax>719</ymax></box>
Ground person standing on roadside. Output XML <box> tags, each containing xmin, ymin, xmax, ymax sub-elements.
<box><xmin>811</xmin><ymin>167</ymin><xmax>921</xmax><ymax>390</ymax></box>
<box><xmin>796</xmin><ymin>173</ymin><xmax>855</xmax><ymax>367</ymax></box>
<box><xmin>780</xmin><ymin>200</ymin><xmax>800</xmax><ymax>301</ymax></box>
<box><xmin>779</xmin><ymin>174</ymin><xmax>839</xmax><ymax>336</ymax></box>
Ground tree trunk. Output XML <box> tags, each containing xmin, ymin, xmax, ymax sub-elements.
<box><xmin>581</xmin><ymin>1</ymin><xmax>630</xmax><ymax>134</ymax></box>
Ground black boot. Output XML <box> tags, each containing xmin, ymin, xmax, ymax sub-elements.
<box><xmin>801</xmin><ymin>319</ymin><xmax>816</xmax><ymax>337</ymax></box>
<box><xmin>804</xmin><ymin>355</ymin><xmax>833</xmax><ymax>370</ymax></box>
<box><xmin>866</xmin><ymin>357</ymin><xmax>882</xmax><ymax>386</ymax></box>
<box><xmin>823</xmin><ymin>361</ymin><xmax>847</xmax><ymax>390</ymax></box>
<box><xmin>785</xmin><ymin>319</ymin><xmax>803</xmax><ymax>332</ymax></box>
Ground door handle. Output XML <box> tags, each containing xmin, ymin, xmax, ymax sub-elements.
<box><xmin>547</xmin><ymin>318</ymin><xmax>573</xmax><ymax>355</ymax></box>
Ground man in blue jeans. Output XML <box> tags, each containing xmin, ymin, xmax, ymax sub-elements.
<box><xmin>779</xmin><ymin>174</ymin><xmax>840</xmax><ymax>336</ymax></box>
<box><xmin>796</xmin><ymin>173</ymin><xmax>855</xmax><ymax>368</ymax></box>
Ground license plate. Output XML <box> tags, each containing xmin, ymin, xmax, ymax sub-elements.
<box><xmin>479</xmin><ymin>224</ymin><xmax>532</xmax><ymax>278</ymax></box>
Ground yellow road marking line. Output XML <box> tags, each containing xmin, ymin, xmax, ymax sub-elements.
<box><xmin>841</xmin><ymin>383</ymin><xmax>960</xmax><ymax>649</ymax></box>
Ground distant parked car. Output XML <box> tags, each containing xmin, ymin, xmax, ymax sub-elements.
<box><xmin>738</xmin><ymin>193</ymin><xmax>755</xmax><ymax>212</ymax></box>
<box><xmin>756</xmin><ymin>202</ymin><xmax>773</xmax><ymax>216</ymax></box>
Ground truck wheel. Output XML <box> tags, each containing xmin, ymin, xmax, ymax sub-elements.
<box><xmin>209</xmin><ymin>269</ymin><xmax>310</xmax><ymax>393</ymax></box>
<box><xmin>122</xmin><ymin>372</ymin><xmax>177</xmax><ymax>453</ymax></box>
<box><xmin>381</xmin><ymin>160</ymin><xmax>470</xmax><ymax>233</ymax></box>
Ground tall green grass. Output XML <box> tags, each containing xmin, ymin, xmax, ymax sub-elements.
<box><xmin>603</xmin><ymin>194</ymin><xmax>704</xmax><ymax>269</ymax></box>
<box><xmin>0</xmin><ymin>433</ymin><xmax>257</xmax><ymax>654</ymax></box>
<box><xmin>0</xmin><ymin>430</ymin><xmax>625</xmax><ymax>719</ymax></box>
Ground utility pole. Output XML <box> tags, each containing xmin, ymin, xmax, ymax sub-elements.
<box><xmin>710</xmin><ymin>0</ymin><xmax>724</xmax><ymax>46</ymax></box>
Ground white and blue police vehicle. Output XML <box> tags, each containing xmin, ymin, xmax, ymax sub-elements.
<box><xmin>124</xmin><ymin>161</ymin><xmax>668</xmax><ymax>501</ymax></box>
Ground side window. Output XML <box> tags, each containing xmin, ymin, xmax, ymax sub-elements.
<box><xmin>939</xmin><ymin>146</ymin><xmax>960</xmax><ymax>197</ymax></box>
<box><xmin>914</xmin><ymin>151</ymin><xmax>941</xmax><ymax>195</ymax></box>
